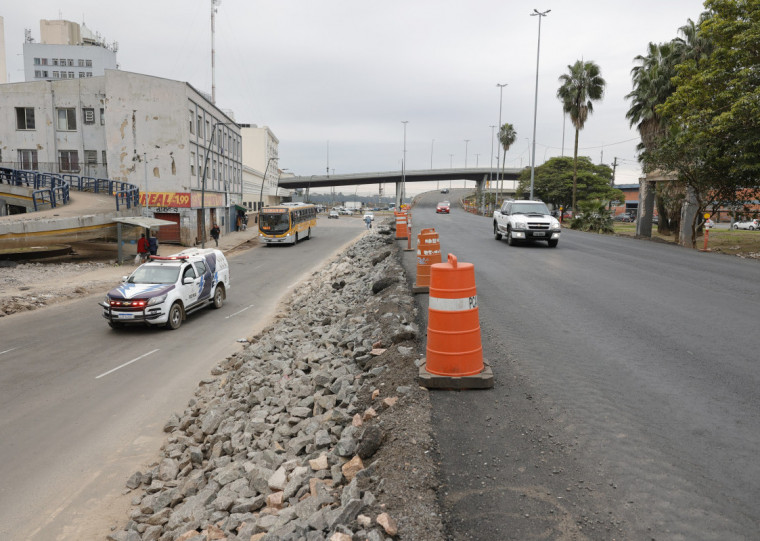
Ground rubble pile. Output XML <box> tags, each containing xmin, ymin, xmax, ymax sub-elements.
<box><xmin>109</xmin><ymin>231</ymin><xmax>424</xmax><ymax>541</ymax></box>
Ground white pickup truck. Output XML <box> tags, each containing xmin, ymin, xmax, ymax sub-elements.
<box><xmin>100</xmin><ymin>248</ymin><xmax>230</xmax><ymax>330</ymax></box>
<box><xmin>493</xmin><ymin>199</ymin><xmax>561</xmax><ymax>248</ymax></box>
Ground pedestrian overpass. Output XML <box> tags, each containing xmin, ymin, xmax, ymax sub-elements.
<box><xmin>278</xmin><ymin>167</ymin><xmax>523</xmax><ymax>206</ymax></box>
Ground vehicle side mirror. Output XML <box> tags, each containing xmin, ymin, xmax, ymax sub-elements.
<box><xmin>183</xmin><ymin>276</ymin><xmax>194</xmax><ymax>285</ymax></box>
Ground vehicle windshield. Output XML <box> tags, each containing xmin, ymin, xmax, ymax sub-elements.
<box><xmin>512</xmin><ymin>202</ymin><xmax>550</xmax><ymax>215</ymax></box>
<box><xmin>260</xmin><ymin>212</ymin><xmax>291</xmax><ymax>233</ymax></box>
<box><xmin>128</xmin><ymin>265</ymin><xmax>180</xmax><ymax>284</ymax></box>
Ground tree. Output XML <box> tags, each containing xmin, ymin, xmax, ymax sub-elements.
<box><xmin>651</xmin><ymin>0</ymin><xmax>760</xmax><ymax>247</ymax></box>
<box><xmin>516</xmin><ymin>156</ymin><xmax>622</xmax><ymax>212</ymax></box>
<box><xmin>556</xmin><ymin>60</ymin><xmax>606</xmax><ymax>215</ymax></box>
<box><xmin>498</xmin><ymin>123</ymin><xmax>516</xmax><ymax>205</ymax></box>
<box><xmin>570</xmin><ymin>199</ymin><xmax>616</xmax><ymax>234</ymax></box>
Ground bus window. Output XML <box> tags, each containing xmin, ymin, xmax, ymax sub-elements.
<box><xmin>260</xmin><ymin>212</ymin><xmax>290</xmax><ymax>233</ymax></box>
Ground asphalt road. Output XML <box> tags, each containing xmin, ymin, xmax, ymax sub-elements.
<box><xmin>0</xmin><ymin>216</ymin><xmax>364</xmax><ymax>540</ymax></box>
<box><xmin>404</xmin><ymin>190</ymin><xmax>760</xmax><ymax>540</ymax></box>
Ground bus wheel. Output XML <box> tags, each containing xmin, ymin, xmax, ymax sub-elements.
<box><xmin>307</xmin><ymin>227</ymin><xmax>311</xmax><ymax>239</ymax></box>
<box><xmin>295</xmin><ymin>232</ymin><xmax>299</xmax><ymax>244</ymax></box>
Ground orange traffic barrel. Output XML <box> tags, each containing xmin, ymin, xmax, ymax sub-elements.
<box><xmin>419</xmin><ymin>253</ymin><xmax>493</xmax><ymax>389</ymax></box>
<box><xmin>413</xmin><ymin>228</ymin><xmax>441</xmax><ymax>294</ymax></box>
<box><xmin>394</xmin><ymin>211</ymin><xmax>408</xmax><ymax>240</ymax></box>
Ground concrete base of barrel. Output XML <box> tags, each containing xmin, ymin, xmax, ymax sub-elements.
<box><xmin>418</xmin><ymin>359</ymin><xmax>494</xmax><ymax>389</ymax></box>
<box><xmin>412</xmin><ymin>285</ymin><xmax>429</xmax><ymax>294</ymax></box>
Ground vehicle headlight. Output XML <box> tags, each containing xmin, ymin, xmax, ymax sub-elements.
<box><xmin>513</xmin><ymin>220</ymin><xmax>528</xmax><ymax>229</ymax></box>
<box><xmin>551</xmin><ymin>220</ymin><xmax>561</xmax><ymax>229</ymax></box>
<box><xmin>148</xmin><ymin>294</ymin><xmax>168</xmax><ymax>306</ymax></box>
<box><xmin>104</xmin><ymin>296</ymin><xmax>111</xmax><ymax>305</ymax></box>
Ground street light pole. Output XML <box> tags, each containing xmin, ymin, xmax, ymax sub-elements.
<box><xmin>489</xmin><ymin>125</ymin><xmax>496</xmax><ymax>213</ymax></box>
<box><xmin>496</xmin><ymin>83</ymin><xmax>507</xmax><ymax>206</ymax></box>
<box><xmin>530</xmin><ymin>9</ymin><xmax>550</xmax><ymax>200</ymax></box>
<box><xmin>200</xmin><ymin>120</ymin><xmax>237</xmax><ymax>248</ymax></box>
<box><xmin>258</xmin><ymin>156</ymin><xmax>279</xmax><ymax>214</ymax></box>
<box><xmin>401</xmin><ymin>121</ymin><xmax>408</xmax><ymax>206</ymax></box>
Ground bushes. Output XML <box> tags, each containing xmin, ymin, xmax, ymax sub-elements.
<box><xmin>570</xmin><ymin>200</ymin><xmax>615</xmax><ymax>234</ymax></box>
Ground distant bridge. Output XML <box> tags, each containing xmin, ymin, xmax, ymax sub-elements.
<box><xmin>279</xmin><ymin>167</ymin><xmax>522</xmax><ymax>204</ymax></box>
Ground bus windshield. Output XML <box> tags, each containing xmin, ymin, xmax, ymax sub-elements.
<box><xmin>260</xmin><ymin>212</ymin><xmax>291</xmax><ymax>233</ymax></box>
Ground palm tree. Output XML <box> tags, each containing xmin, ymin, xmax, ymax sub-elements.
<box><xmin>556</xmin><ymin>60</ymin><xmax>606</xmax><ymax>215</ymax></box>
<box><xmin>498</xmin><ymin>123</ymin><xmax>516</xmax><ymax>205</ymax></box>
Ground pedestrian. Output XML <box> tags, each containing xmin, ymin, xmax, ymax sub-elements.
<box><xmin>210</xmin><ymin>223</ymin><xmax>220</xmax><ymax>247</ymax></box>
<box><xmin>364</xmin><ymin>214</ymin><xmax>372</xmax><ymax>230</ymax></box>
<box><xmin>137</xmin><ymin>233</ymin><xmax>150</xmax><ymax>263</ymax></box>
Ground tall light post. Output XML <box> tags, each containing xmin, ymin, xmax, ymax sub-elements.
<box><xmin>495</xmin><ymin>83</ymin><xmax>507</xmax><ymax>206</ymax></box>
<box><xmin>489</xmin><ymin>125</ymin><xmax>496</xmax><ymax>213</ymax></box>
<box><xmin>200</xmin><ymin>120</ymin><xmax>237</xmax><ymax>247</ymax></box>
<box><xmin>257</xmin><ymin>156</ymin><xmax>279</xmax><ymax>218</ymax></box>
<box><xmin>530</xmin><ymin>9</ymin><xmax>550</xmax><ymax>200</ymax></box>
<box><xmin>464</xmin><ymin>139</ymin><xmax>470</xmax><ymax>168</ymax></box>
<box><xmin>401</xmin><ymin>121</ymin><xmax>408</xmax><ymax>206</ymax></box>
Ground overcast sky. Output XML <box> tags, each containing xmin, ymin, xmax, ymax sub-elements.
<box><xmin>2</xmin><ymin>1</ymin><xmax>707</xmax><ymax>195</ymax></box>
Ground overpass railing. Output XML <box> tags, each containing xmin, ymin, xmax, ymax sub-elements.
<box><xmin>0</xmin><ymin>166</ymin><xmax>140</xmax><ymax>212</ymax></box>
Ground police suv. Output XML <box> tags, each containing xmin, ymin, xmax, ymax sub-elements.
<box><xmin>101</xmin><ymin>248</ymin><xmax>230</xmax><ymax>330</ymax></box>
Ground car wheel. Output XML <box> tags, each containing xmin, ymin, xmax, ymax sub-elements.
<box><xmin>166</xmin><ymin>302</ymin><xmax>183</xmax><ymax>330</ymax></box>
<box><xmin>548</xmin><ymin>239</ymin><xmax>559</xmax><ymax>248</ymax></box>
<box><xmin>494</xmin><ymin>223</ymin><xmax>502</xmax><ymax>241</ymax></box>
<box><xmin>732</xmin><ymin>224</ymin><xmax>738</xmax><ymax>230</ymax></box>
<box><xmin>213</xmin><ymin>285</ymin><xmax>225</xmax><ymax>309</ymax></box>
<box><xmin>507</xmin><ymin>228</ymin><xmax>516</xmax><ymax>246</ymax></box>
<box><xmin>750</xmin><ymin>226</ymin><xmax>756</xmax><ymax>231</ymax></box>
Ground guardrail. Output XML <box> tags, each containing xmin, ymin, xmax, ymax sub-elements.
<box><xmin>0</xmin><ymin>166</ymin><xmax>140</xmax><ymax>212</ymax></box>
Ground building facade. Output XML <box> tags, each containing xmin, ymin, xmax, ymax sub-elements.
<box><xmin>23</xmin><ymin>19</ymin><xmax>118</xmax><ymax>82</ymax></box>
<box><xmin>0</xmin><ymin>69</ymin><xmax>242</xmax><ymax>246</ymax></box>
<box><xmin>239</xmin><ymin>124</ymin><xmax>285</xmax><ymax>211</ymax></box>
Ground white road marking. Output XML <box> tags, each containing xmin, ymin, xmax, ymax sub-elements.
<box><xmin>0</xmin><ymin>347</ymin><xmax>19</xmax><ymax>356</ymax></box>
<box><xmin>95</xmin><ymin>349</ymin><xmax>160</xmax><ymax>379</ymax></box>
<box><xmin>225</xmin><ymin>304</ymin><xmax>255</xmax><ymax>319</ymax></box>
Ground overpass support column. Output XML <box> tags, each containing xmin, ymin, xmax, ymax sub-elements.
<box><xmin>395</xmin><ymin>182</ymin><xmax>403</xmax><ymax>209</ymax></box>
<box><xmin>635</xmin><ymin>179</ymin><xmax>656</xmax><ymax>238</ymax></box>
<box><xmin>476</xmin><ymin>177</ymin><xmax>486</xmax><ymax>215</ymax></box>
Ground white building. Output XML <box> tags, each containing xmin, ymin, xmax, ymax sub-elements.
<box><xmin>0</xmin><ymin>69</ymin><xmax>242</xmax><ymax>246</ymax></box>
<box><xmin>22</xmin><ymin>19</ymin><xmax>118</xmax><ymax>82</ymax></box>
<box><xmin>240</xmin><ymin>124</ymin><xmax>288</xmax><ymax>211</ymax></box>
<box><xmin>0</xmin><ymin>16</ymin><xmax>8</xmax><ymax>84</ymax></box>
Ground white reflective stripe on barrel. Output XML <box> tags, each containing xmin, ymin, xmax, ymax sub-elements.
<box><xmin>429</xmin><ymin>295</ymin><xmax>478</xmax><ymax>311</ymax></box>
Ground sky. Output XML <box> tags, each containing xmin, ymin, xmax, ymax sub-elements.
<box><xmin>2</xmin><ymin>0</ymin><xmax>708</xmax><ymax>196</ymax></box>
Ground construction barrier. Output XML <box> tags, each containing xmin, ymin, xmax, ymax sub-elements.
<box><xmin>404</xmin><ymin>212</ymin><xmax>414</xmax><ymax>251</ymax></box>
<box><xmin>394</xmin><ymin>211</ymin><xmax>408</xmax><ymax>240</ymax></box>
<box><xmin>419</xmin><ymin>253</ymin><xmax>493</xmax><ymax>389</ymax></box>
<box><xmin>413</xmin><ymin>228</ymin><xmax>441</xmax><ymax>294</ymax></box>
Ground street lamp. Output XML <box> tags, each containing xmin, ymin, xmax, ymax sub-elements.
<box><xmin>258</xmin><ymin>156</ymin><xmax>279</xmax><ymax>215</ymax></box>
<box><xmin>496</xmin><ymin>83</ymin><xmax>507</xmax><ymax>206</ymax></box>
<box><xmin>530</xmin><ymin>9</ymin><xmax>550</xmax><ymax>200</ymax></box>
<box><xmin>401</xmin><ymin>121</ymin><xmax>408</xmax><ymax>206</ymax></box>
<box><xmin>489</xmin><ymin>125</ymin><xmax>496</xmax><ymax>213</ymax></box>
<box><xmin>464</xmin><ymin>139</ymin><xmax>470</xmax><ymax>168</ymax></box>
<box><xmin>200</xmin><ymin>120</ymin><xmax>238</xmax><ymax>248</ymax></box>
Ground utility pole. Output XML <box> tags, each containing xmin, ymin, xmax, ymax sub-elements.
<box><xmin>611</xmin><ymin>157</ymin><xmax>618</xmax><ymax>186</ymax></box>
<box><xmin>211</xmin><ymin>0</ymin><xmax>221</xmax><ymax>104</ymax></box>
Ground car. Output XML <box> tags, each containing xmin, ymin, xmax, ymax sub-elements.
<box><xmin>436</xmin><ymin>201</ymin><xmax>450</xmax><ymax>214</ymax></box>
<box><xmin>493</xmin><ymin>199</ymin><xmax>561</xmax><ymax>247</ymax></box>
<box><xmin>328</xmin><ymin>209</ymin><xmax>339</xmax><ymax>219</ymax></box>
<box><xmin>614</xmin><ymin>212</ymin><xmax>634</xmax><ymax>222</ymax></box>
<box><xmin>100</xmin><ymin>248</ymin><xmax>230</xmax><ymax>330</ymax></box>
<box><xmin>732</xmin><ymin>218</ymin><xmax>759</xmax><ymax>230</ymax></box>
<box><xmin>363</xmin><ymin>212</ymin><xmax>374</xmax><ymax>221</ymax></box>
<box><xmin>440</xmin><ymin>188</ymin><xmax>450</xmax><ymax>194</ymax></box>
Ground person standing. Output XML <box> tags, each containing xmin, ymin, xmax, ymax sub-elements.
<box><xmin>210</xmin><ymin>223</ymin><xmax>220</xmax><ymax>247</ymax></box>
<box><xmin>364</xmin><ymin>214</ymin><xmax>372</xmax><ymax>230</ymax></box>
<box><xmin>137</xmin><ymin>233</ymin><xmax>150</xmax><ymax>262</ymax></box>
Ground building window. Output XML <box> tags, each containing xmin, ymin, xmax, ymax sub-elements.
<box><xmin>190</xmin><ymin>151</ymin><xmax>196</xmax><ymax>176</ymax></box>
<box><xmin>206</xmin><ymin>120</ymin><xmax>210</xmax><ymax>141</ymax></box>
<box><xmin>67</xmin><ymin>59</ymin><xmax>74</xmax><ymax>66</ymax></box>
<box><xmin>189</xmin><ymin>110</ymin><xmax>195</xmax><ymax>134</ymax></box>
<box><xmin>78</xmin><ymin>59</ymin><xmax>85</xmax><ymax>67</ymax></box>
<box><xmin>83</xmin><ymin>108</ymin><xmax>95</xmax><ymax>124</ymax></box>
<box><xmin>18</xmin><ymin>150</ymin><xmax>39</xmax><ymax>170</ymax></box>
<box><xmin>53</xmin><ymin>71</ymin><xmax>60</xmax><ymax>78</ymax></box>
<box><xmin>34</xmin><ymin>58</ymin><xmax>41</xmax><ymax>65</ymax></box>
<box><xmin>15</xmin><ymin>107</ymin><xmax>35</xmax><ymax>130</ymax></box>
<box><xmin>41</xmin><ymin>58</ymin><xmax>48</xmax><ymax>66</ymax></box>
<box><xmin>53</xmin><ymin>59</ymin><xmax>59</xmax><ymax>66</ymax></box>
<box><xmin>86</xmin><ymin>59</ymin><xmax>92</xmax><ymax>67</ymax></box>
<box><xmin>79</xmin><ymin>72</ymin><xmax>85</xmax><ymax>78</ymax></box>
<box><xmin>42</xmin><ymin>71</ymin><xmax>49</xmax><ymax>78</ymax></box>
<box><xmin>68</xmin><ymin>71</ymin><xmax>74</xmax><ymax>78</ymax></box>
<box><xmin>59</xmin><ymin>150</ymin><xmax>80</xmax><ymax>172</ymax></box>
<box><xmin>57</xmin><ymin>108</ymin><xmax>77</xmax><ymax>130</ymax></box>
<box><xmin>84</xmin><ymin>150</ymin><xmax>98</xmax><ymax>165</ymax></box>
<box><xmin>86</xmin><ymin>72</ymin><xmax>93</xmax><ymax>77</ymax></box>
<box><xmin>34</xmin><ymin>70</ymin><xmax>42</xmax><ymax>78</ymax></box>
<box><xmin>102</xmin><ymin>151</ymin><xmax>107</xmax><ymax>166</ymax></box>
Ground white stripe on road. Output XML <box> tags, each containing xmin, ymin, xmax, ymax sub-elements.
<box><xmin>95</xmin><ymin>349</ymin><xmax>160</xmax><ymax>379</ymax></box>
<box><xmin>0</xmin><ymin>347</ymin><xmax>19</xmax><ymax>356</ymax></box>
<box><xmin>225</xmin><ymin>304</ymin><xmax>255</xmax><ymax>319</ymax></box>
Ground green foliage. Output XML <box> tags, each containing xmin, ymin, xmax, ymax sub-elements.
<box><xmin>569</xmin><ymin>200</ymin><xmax>615</xmax><ymax>234</ymax></box>
<box><xmin>516</xmin><ymin>156</ymin><xmax>622</xmax><ymax>211</ymax></box>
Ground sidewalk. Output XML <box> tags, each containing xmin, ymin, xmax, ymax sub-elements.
<box><xmin>150</xmin><ymin>226</ymin><xmax>260</xmax><ymax>259</ymax></box>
